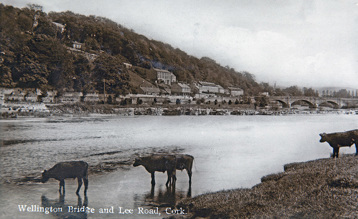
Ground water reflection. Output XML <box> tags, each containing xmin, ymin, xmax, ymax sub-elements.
<box><xmin>41</xmin><ymin>194</ymin><xmax>89</xmax><ymax>219</ymax></box>
<box><xmin>139</xmin><ymin>184</ymin><xmax>191</xmax><ymax>208</ymax></box>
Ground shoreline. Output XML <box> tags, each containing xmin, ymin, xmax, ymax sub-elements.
<box><xmin>177</xmin><ymin>154</ymin><xmax>358</xmax><ymax>218</ymax></box>
<box><xmin>8</xmin><ymin>152</ymin><xmax>358</xmax><ymax>218</ymax></box>
<box><xmin>1</xmin><ymin>102</ymin><xmax>357</xmax><ymax>119</ymax></box>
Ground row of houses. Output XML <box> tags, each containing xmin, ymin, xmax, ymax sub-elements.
<box><xmin>140</xmin><ymin>81</ymin><xmax>244</xmax><ymax>97</ymax></box>
<box><xmin>0</xmin><ymin>68</ymin><xmax>244</xmax><ymax>105</ymax></box>
<box><xmin>153</xmin><ymin>68</ymin><xmax>244</xmax><ymax>96</ymax></box>
<box><xmin>1</xmin><ymin>85</ymin><xmax>243</xmax><ymax>106</ymax></box>
<box><xmin>0</xmin><ymin>88</ymin><xmax>105</xmax><ymax>105</ymax></box>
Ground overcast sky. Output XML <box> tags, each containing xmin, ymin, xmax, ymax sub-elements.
<box><xmin>2</xmin><ymin>0</ymin><xmax>358</xmax><ymax>88</ymax></box>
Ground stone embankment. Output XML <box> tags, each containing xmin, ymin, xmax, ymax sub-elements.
<box><xmin>1</xmin><ymin>102</ymin><xmax>356</xmax><ymax>118</ymax></box>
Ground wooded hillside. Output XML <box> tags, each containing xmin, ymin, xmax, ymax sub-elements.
<box><xmin>0</xmin><ymin>4</ymin><xmax>267</xmax><ymax>96</ymax></box>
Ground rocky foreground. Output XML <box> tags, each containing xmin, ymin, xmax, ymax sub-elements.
<box><xmin>178</xmin><ymin>154</ymin><xmax>358</xmax><ymax>218</ymax></box>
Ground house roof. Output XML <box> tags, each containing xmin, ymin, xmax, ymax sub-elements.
<box><xmin>153</xmin><ymin>68</ymin><xmax>172</xmax><ymax>74</ymax></box>
<box><xmin>198</xmin><ymin>81</ymin><xmax>217</xmax><ymax>87</ymax></box>
<box><xmin>228</xmin><ymin>87</ymin><xmax>243</xmax><ymax>91</ymax></box>
<box><xmin>177</xmin><ymin>83</ymin><xmax>191</xmax><ymax>89</ymax></box>
<box><xmin>52</xmin><ymin>22</ymin><xmax>65</xmax><ymax>29</ymax></box>
<box><xmin>217</xmin><ymin>85</ymin><xmax>224</xmax><ymax>89</ymax></box>
<box><xmin>62</xmin><ymin>92</ymin><xmax>83</xmax><ymax>97</ymax></box>
<box><xmin>72</xmin><ymin>41</ymin><xmax>83</xmax><ymax>45</ymax></box>
<box><xmin>140</xmin><ymin>86</ymin><xmax>160</xmax><ymax>93</ymax></box>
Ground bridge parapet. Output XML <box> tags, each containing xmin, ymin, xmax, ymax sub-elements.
<box><xmin>269</xmin><ymin>96</ymin><xmax>355</xmax><ymax>109</ymax></box>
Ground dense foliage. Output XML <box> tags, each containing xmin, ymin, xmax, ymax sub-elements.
<box><xmin>2</xmin><ymin>4</ymin><xmax>350</xmax><ymax>98</ymax></box>
<box><xmin>0</xmin><ymin>4</ymin><xmax>266</xmax><ymax>95</ymax></box>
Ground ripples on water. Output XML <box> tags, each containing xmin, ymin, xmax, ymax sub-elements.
<box><xmin>0</xmin><ymin>114</ymin><xmax>357</xmax><ymax>218</ymax></box>
<box><xmin>1</xmin><ymin>115</ymin><xmax>357</xmax><ymax>185</ymax></box>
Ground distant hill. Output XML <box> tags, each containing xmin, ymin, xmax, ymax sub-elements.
<box><xmin>0</xmin><ymin>4</ymin><xmax>265</xmax><ymax>96</ymax></box>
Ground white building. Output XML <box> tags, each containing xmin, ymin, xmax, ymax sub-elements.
<box><xmin>123</xmin><ymin>62</ymin><xmax>132</xmax><ymax>69</ymax></box>
<box><xmin>228</xmin><ymin>87</ymin><xmax>244</xmax><ymax>96</ymax></box>
<box><xmin>154</xmin><ymin>68</ymin><xmax>176</xmax><ymax>85</ymax></box>
<box><xmin>42</xmin><ymin>91</ymin><xmax>58</xmax><ymax>103</ymax></box>
<box><xmin>171</xmin><ymin>83</ymin><xmax>192</xmax><ymax>95</ymax></box>
<box><xmin>217</xmin><ymin>85</ymin><xmax>225</xmax><ymax>94</ymax></box>
<box><xmin>72</xmin><ymin>41</ymin><xmax>83</xmax><ymax>50</ymax></box>
<box><xmin>83</xmin><ymin>93</ymin><xmax>100</xmax><ymax>102</ymax></box>
<box><xmin>52</xmin><ymin>22</ymin><xmax>65</xmax><ymax>33</ymax></box>
<box><xmin>196</xmin><ymin>81</ymin><xmax>219</xmax><ymax>94</ymax></box>
<box><xmin>59</xmin><ymin>92</ymin><xmax>83</xmax><ymax>103</ymax></box>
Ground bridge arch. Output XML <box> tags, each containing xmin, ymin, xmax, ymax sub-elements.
<box><xmin>273</xmin><ymin>99</ymin><xmax>290</xmax><ymax>108</ymax></box>
<box><xmin>318</xmin><ymin>101</ymin><xmax>339</xmax><ymax>109</ymax></box>
<box><xmin>291</xmin><ymin>100</ymin><xmax>317</xmax><ymax>108</ymax></box>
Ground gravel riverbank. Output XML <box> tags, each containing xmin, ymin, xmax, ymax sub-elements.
<box><xmin>178</xmin><ymin>154</ymin><xmax>358</xmax><ymax>218</ymax></box>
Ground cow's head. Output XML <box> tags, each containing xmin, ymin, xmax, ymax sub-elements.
<box><xmin>133</xmin><ymin>157</ymin><xmax>142</xmax><ymax>167</ymax></box>
<box><xmin>319</xmin><ymin>133</ymin><xmax>327</xmax><ymax>142</ymax></box>
<box><xmin>41</xmin><ymin>170</ymin><xmax>49</xmax><ymax>183</ymax></box>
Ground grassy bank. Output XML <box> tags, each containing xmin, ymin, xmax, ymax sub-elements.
<box><xmin>178</xmin><ymin>154</ymin><xmax>358</xmax><ymax>218</ymax></box>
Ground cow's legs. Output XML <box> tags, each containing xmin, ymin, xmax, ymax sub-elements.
<box><xmin>332</xmin><ymin>147</ymin><xmax>339</xmax><ymax>158</ymax></box>
<box><xmin>151</xmin><ymin>172</ymin><xmax>155</xmax><ymax>185</ymax></box>
<box><xmin>166</xmin><ymin>171</ymin><xmax>176</xmax><ymax>187</ymax></box>
<box><xmin>83</xmin><ymin>177</ymin><xmax>88</xmax><ymax>194</ymax></box>
<box><xmin>187</xmin><ymin>169</ymin><xmax>192</xmax><ymax>185</ymax></box>
<box><xmin>166</xmin><ymin>172</ymin><xmax>171</xmax><ymax>187</ymax></box>
<box><xmin>59</xmin><ymin>180</ymin><xmax>65</xmax><ymax>194</ymax></box>
<box><xmin>76</xmin><ymin>178</ymin><xmax>83</xmax><ymax>195</ymax></box>
<box><xmin>171</xmin><ymin>172</ymin><xmax>177</xmax><ymax>186</ymax></box>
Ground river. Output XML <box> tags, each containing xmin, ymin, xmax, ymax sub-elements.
<box><xmin>0</xmin><ymin>114</ymin><xmax>357</xmax><ymax>218</ymax></box>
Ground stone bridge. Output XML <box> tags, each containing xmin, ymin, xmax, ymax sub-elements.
<box><xmin>269</xmin><ymin>96</ymin><xmax>358</xmax><ymax>109</ymax></box>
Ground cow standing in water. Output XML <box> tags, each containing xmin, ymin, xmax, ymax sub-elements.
<box><xmin>319</xmin><ymin>129</ymin><xmax>358</xmax><ymax>158</ymax></box>
<box><xmin>175</xmin><ymin>154</ymin><xmax>194</xmax><ymax>185</ymax></box>
<box><xmin>42</xmin><ymin>161</ymin><xmax>89</xmax><ymax>195</ymax></box>
<box><xmin>133</xmin><ymin>154</ymin><xmax>176</xmax><ymax>186</ymax></box>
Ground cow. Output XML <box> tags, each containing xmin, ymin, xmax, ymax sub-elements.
<box><xmin>175</xmin><ymin>154</ymin><xmax>194</xmax><ymax>185</ymax></box>
<box><xmin>133</xmin><ymin>154</ymin><xmax>176</xmax><ymax>186</ymax></box>
<box><xmin>319</xmin><ymin>129</ymin><xmax>358</xmax><ymax>158</ymax></box>
<box><xmin>42</xmin><ymin>161</ymin><xmax>89</xmax><ymax>195</ymax></box>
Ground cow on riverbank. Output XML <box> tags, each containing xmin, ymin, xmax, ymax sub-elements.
<box><xmin>42</xmin><ymin>161</ymin><xmax>89</xmax><ymax>195</ymax></box>
<box><xmin>175</xmin><ymin>154</ymin><xmax>194</xmax><ymax>185</ymax></box>
<box><xmin>319</xmin><ymin>129</ymin><xmax>358</xmax><ymax>158</ymax></box>
<box><xmin>133</xmin><ymin>154</ymin><xmax>176</xmax><ymax>186</ymax></box>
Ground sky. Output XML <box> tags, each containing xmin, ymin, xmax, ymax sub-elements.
<box><xmin>2</xmin><ymin>0</ymin><xmax>358</xmax><ymax>89</ymax></box>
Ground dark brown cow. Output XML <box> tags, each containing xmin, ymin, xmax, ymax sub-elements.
<box><xmin>175</xmin><ymin>154</ymin><xmax>194</xmax><ymax>185</ymax></box>
<box><xmin>42</xmin><ymin>161</ymin><xmax>89</xmax><ymax>195</ymax></box>
<box><xmin>319</xmin><ymin>129</ymin><xmax>358</xmax><ymax>158</ymax></box>
<box><xmin>133</xmin><ymin>154</ymin><xmax>176</xmax><ymax>186</ymax></box>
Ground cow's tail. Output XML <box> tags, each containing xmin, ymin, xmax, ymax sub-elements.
<box><xmin>83</xmin><ymin>162</ymin><xmax>89</xmax><ymax>193</ymax></box>
<box><xmin>192</xmin><ymin>157</ymin><xmax>198</xmax><ymax>172</ymax></box>
<box><xmin>83</xmin><ymin>161</ymin><xmax>89</xmax><ymax>179</ymax></box>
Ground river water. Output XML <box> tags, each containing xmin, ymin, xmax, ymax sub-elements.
<box><xmin>0</xmin><ymin>114</ymin><xmax>357</xmax><ymax>218</ymax></box>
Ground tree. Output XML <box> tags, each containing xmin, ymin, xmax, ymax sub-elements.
<box><xmin>255</xmin><ymin>96</ymin><xmax>269</xmax><ymax>107</ymax></box>
<box><xmin>92</xmin><ymin>54</ymin><xmax>130</xmax><ymax>96</ymax></box>
<box><xmin>334</xmin><ymin>89</ymin><xmax>351</xmax><ymax>98</ymax></box>
<box><xmin>27</xmin><ymin>4</ymin><xmax>43</xmax><ymax>12</ymax></box>
<box><xmin>283</xmin><ymin>86</ymin><xmax>303</xmax><ymax>96</ymax></box>
<box><xmin>0</xmin><ymin>65</ymin><xmax>14</xmax><ymax>87</ymax></box>
<box><xmin>73</xmin><ymin>56</ymin><xmax>92</xmax><ymax>93</ymax></box>
<box><xmin>303</xmin><ymin>87</ymin><xmax>317</xmax><ymax>97</ymax></box>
